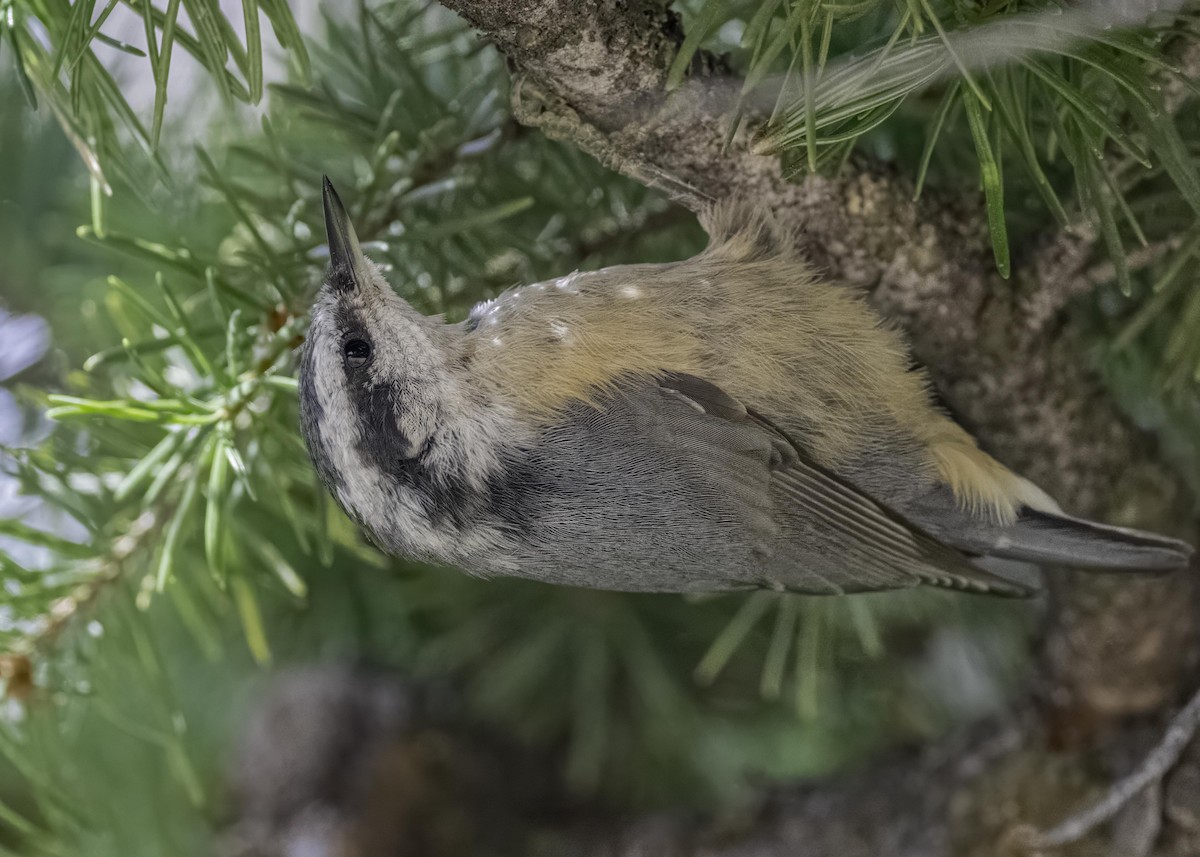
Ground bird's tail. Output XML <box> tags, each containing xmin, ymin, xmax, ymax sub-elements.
<box><xmin>987</xmin><ymin>508</ymin><xmax>1193</xmax><ymax>572</ymax></box>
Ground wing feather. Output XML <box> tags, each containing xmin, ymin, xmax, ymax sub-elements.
<box><xmin>652</xmin><ymin>374</ymin><xmax>1031</xmax><ymax>597</ymax></box>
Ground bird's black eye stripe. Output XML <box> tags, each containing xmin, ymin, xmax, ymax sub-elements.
<box><xmin>343</xmin><ymin>338</ymin><xmax>371</xmax><ymax>368</ymax></box>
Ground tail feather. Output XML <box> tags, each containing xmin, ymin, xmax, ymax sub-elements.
<box><xmin>988</xmin><ymin>508</ymin><xmax>1194</xmax><ymax>572</ymax></box>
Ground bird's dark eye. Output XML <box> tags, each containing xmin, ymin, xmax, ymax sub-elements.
<box><xmin>343</xmin><ymin>338</ymin><xmax>371</xmax><ymax>368</ymax></box>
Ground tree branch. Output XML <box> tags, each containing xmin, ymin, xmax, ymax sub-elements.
<box><xmin>436</xmin><ymin>1</ymin><xmax>1200</xmax><ymax>852</ymax></box>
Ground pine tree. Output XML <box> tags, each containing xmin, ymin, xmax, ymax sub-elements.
<box><xmin>0</xmin><ymin>1</ymin><xmax>1198</xmax><ymax>855</ymax></box>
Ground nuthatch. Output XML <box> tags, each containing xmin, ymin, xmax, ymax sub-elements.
<box><xmin>298</xmin><ymin>178</ymin><xmax>1193</xmax><ymax>596</ymax></box>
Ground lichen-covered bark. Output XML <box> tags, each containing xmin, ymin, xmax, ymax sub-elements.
<box><xmin>437</xmin><ymin>1</ymin><xmax>1200</xmax><ymax>853</ymax></box>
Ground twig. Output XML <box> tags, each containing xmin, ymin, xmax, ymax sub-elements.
<box><xmin>1029</xmin><ymin>684</ymin><xmax>1200</xmax><ymax>849</ymax></box>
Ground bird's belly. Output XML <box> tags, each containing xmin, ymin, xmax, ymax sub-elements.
<box><xmin>494</xmin><ymin>463</ymin><xmax>765</xmax><ymax>591</ymax></box>
<box><xmin>483</xmin><ymin>418</ymin><xmax>765</xmax><ymax>592</ymax></box>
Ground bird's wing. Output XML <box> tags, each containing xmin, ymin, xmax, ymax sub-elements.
<box><xmin>634</xmin><ymin>373</ymin><xmax>1032</xmax><ymax>597</ymax></box>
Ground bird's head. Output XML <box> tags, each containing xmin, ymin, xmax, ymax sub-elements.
<box><xmin>297</xmin><ymin>178</ymin><xmax>520</xmax><ymax>564</ymax></box>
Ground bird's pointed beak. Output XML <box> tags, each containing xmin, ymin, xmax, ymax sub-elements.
<box><xmin>322</xmin><ymin>176</ymin><xmax>368</xmax><ymax>292</ymax></box>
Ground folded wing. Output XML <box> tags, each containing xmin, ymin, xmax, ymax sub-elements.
<box><xmin>646</xmin><ymin>373</ymin><xmax>1032</xmax><ymax>596</ymax></box>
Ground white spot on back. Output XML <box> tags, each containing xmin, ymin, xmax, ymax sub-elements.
<box><xmin>554</xmin><ymin>272</ymin><xmax>581</xmax><ymax>294</ymax></box>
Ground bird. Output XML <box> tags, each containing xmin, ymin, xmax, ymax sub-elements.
<box><xmin>298</xmin><ymin>177</ymin><xmax>1193</xmax><ymax>597</ymax></box>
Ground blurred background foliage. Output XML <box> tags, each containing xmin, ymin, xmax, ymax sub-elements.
<box><xmin>0</xmin><ymin>0</ymin><xmax>1195</xmax><ymax>854</ymax></box>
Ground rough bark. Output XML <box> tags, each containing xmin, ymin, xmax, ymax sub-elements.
<box><xmin>433</xmin><ymin>2</ymin><xmax>1200</xmax><ymax>854</ymax></box>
